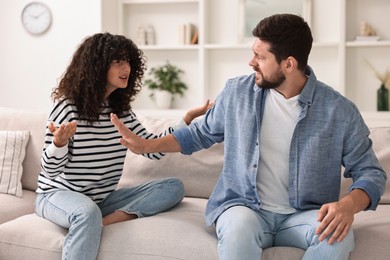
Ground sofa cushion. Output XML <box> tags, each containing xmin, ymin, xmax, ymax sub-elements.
<box><xmin>0</xmin><ymin>189</ymin><xmax>36</xmax><ymax>224</ymax></box>
<box><xmin>119</xmin><ymin>116</ymin><xmax>223</xmax><ymax>199</ymax></box>
<box><xmin>0</xmin><ymin>131</ymin><xmax>30</xmax><ymax>197</ymax></box>
<box><xmin>349</xmin><ymin>204</ymin><xmax>390</xmax><ymax>259</ymax></box>
<box><xmin>0</xmin><ymin>198</ymin><xmax>218</xmax><ymax>260</ymax></box>
<box><xmin>1</xmin><ymin>197</ymin><xmax>387</xmax><ymax>260</ymax></box>
<box><xmin>98</xmin><ymin>198</ymin><xmax>218</xmax><ymax>260</ymax></box>
<box><xmin>0</xmin><ymin>197</ymin><xmax>306</xmax><ymax>260</ymax></box>
<box><xmin>0</xmin><ymin>213</ymin><xmax>65</xmax><ymax>259</ymax></box>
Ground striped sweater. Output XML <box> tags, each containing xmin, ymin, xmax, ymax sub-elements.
<box><xmin>36</xmin><ymin>100</ymin><xmax>184</xmax><ymax>203</ymax></box>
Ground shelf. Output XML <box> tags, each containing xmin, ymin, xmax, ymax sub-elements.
<box><xmin>204</xmin><ymin>42</ymin><xmax>340</xmax><ymax>50</ymax></box>
<box><xmin>312</xmin><ymin>42</ymin><xmax>339</xmax><ymax>48</ymax></box>
<box><xmin>361</xmin><ymin>111</ymin><xmax>390</xmax><ymax>127</ymax></box>
<box><xmin>346</xmin><ymin>40</ymin><xmax>390</xmax><ymax>47</ymax></box>
<box><xmin>121</xmin><ymin>0</ymin><xmax>198</xmax><ymax>4</ymax></box>
<box><xmin>139</xmin><ymin>45</ymin><xmax>200</xmax><ymax>50</ymax></box>
<box><xmin>204</xmin><ymin>43</ymin><xmax>251</xmax><ymax>50</ymax></box>
<box><xmin>343</xmin><ymin>0</ymin><xmax>390</xmax><ymax>113</ymax></box>
<box><xmin>119</xmin><ymin>0</ymin><xmax>199</xmax><ymax>47</ymax></box>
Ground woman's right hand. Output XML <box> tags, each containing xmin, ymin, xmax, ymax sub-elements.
<box><xmin>48</xmin><ymin>121</ymin><xmax>77</xmax><ymax>147</ymax></box>
<box><xmin>183</xmin><ymin>99</ymin><xmax>214</xmax><ymax>125</ymax></box>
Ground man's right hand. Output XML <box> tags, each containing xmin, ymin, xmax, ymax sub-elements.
<box><xmin>111</xmin><ymin>113</ymin><xmax>146</xmax><ymax>154</ymax></box>
<box><xmin>111</xmin><ymin>113</ymin><xmax>182</xmax><ymax>154</ymax></box>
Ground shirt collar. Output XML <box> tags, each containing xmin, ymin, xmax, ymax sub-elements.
<box><xmin>298</xmin><ymin>66</ymin><xmax>317</xmax><ymax>108</ymax></box>
<box><xmin>252</xmin><ymin>75</ymin><xmax>261</xmax><ymax>93</ymax></box>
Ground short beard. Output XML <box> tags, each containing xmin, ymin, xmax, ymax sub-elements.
<box><xmin>257</xmin><ymin>69</ymin><xmax>286</xmax><ymax>89</ymax></box>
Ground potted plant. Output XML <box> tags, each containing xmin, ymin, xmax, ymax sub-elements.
<box><xmin>144</xmin><ymin>61</ymin><xmax>188</xmax><ymax>109</ymax></box>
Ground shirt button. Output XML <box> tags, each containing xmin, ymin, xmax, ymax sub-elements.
<box><xmin>253</xmin><ymin>164</ymin><xmax>257</xmax><ymax>168</ymax></box>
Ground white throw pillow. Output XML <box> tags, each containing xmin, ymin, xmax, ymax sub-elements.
<box><xmin>0</xmin><ymin>131</ymin><xmax>29</xmax><ymax>197</ymax></box>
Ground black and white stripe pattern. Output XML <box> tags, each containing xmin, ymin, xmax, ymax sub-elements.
<box><xmin>37</xmin><ymin>100</ymin><xmax>177</xmax><ymax>203</ymax></box>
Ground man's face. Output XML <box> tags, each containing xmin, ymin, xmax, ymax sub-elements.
<box><xmin>249</xmin><ymin>38</ymin><xmax>286</xmax><ymax>89</ymax></box>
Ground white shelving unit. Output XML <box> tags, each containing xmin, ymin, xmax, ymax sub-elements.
<box><xmin>344</xmin><ymin>0</ymin><xmax>390</xmax><ymax>114</ymax></box>
<box><xmin>117</xmin><ymin>0</ymin><xmax>203</xmax><ymax>112</ymax></box>
<box><xmin>116</xmin><ymin>0</ymin><xmax>390</xmax><ymax>126</ymax></box>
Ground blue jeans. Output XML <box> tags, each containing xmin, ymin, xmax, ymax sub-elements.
<box><xmin>35</xmin><ymin>177</ymin><xmax>184</xmax><ymax>260</ymax></box>
<box><xmin>216</xmin><ymin>206</ymin><xmax>354</xmax><ymax>260</ymax></box>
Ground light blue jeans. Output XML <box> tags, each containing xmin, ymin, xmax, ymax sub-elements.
<box><xmin>216</xmin><ymin>206</ymin><xmax>354</xmax><ymax>260</ymax></box>
<box><xmin>35</xmin><ymin>177</ymin><xmax>184</xmax><ymax>260</ymax></box>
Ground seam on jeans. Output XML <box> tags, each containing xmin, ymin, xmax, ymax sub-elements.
<box><xmin>113</xmin><ymin>178</ymin><xmax>182</xmax><ymax>218</ymax></box>
<box><xmin>116</xmin><ymin>181</ymin><xmax>166</xmax><ymax>216</ymax></box>
<box><xmin>42</xmin><ymin>193</ymin><xmax>68</xmax><ymax>216</ymax></box>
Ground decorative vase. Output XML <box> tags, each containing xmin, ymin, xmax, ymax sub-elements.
<box><xmin>377</xmin><ymin>84</ymin><xmax>389</xmax><ymax>111</ymax></box>
<box><xmin>154</xmin><ymin>90</ymin><xmax>172</xmax><ymax>109</ymax></box>
<box><xmin>146</xmin><ymin>25</ymin><xmax>155</xmax><ymax>45</ymax></box>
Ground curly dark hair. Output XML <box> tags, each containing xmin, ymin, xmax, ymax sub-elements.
<box><xmin>52</xmin><ymin>32</ymin><xmax>147</xmax><ymax>121</ymax></box>
<box><xmin>252</xmin><ymin>14</ymin><xmax>312</xmax><ymax>71</ymax></box>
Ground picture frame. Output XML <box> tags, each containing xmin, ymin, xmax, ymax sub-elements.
<box><xmin>238</xmin><ymin>0</ymin><xmax>311</xmax><ymax>44</ymax></box>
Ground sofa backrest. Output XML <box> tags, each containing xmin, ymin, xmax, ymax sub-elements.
<box><xmin>0</xmin><ymin>107</ymin><xmax>47</xmax><ymax>192</ymax></box>
<box><xmin>370</xmin><ymin>127</ymin><xmax>390</xmax><ymax>202</ymax></box>
<box><xmin>120</xmin><ymin>115</ymin><xmax>390</xmax><ymax>203</ymax></box>
<box><xmin>340</xmin><ymin>127</ymin><xmax>390</xmax><ymax>204</ymax></box>
<box><xmin>118</xmin><ymin>116</ymin><xmax>223</xmax><ymax>199</ymax></box>
<box><xmin>0</xmin><ymin>107</ymin><xmax>388</xmax><ymax>204</ymax></box>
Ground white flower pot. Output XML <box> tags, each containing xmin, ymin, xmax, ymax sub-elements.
<box><xmin>154</xmin><ymin>90</ymin><xmax>173</xmax><ymax>109</ymax></box>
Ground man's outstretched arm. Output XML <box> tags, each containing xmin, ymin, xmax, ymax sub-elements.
<box><xmin>111</xmin><ymin>113</ymin><xmax>182</xmax><ymax>154</ymax></box>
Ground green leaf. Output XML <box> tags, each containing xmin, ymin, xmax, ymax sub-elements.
<box><xmin>144</xmin><ymin>61</ymin><xmax>188</xmax><ymax>96</ymax></box>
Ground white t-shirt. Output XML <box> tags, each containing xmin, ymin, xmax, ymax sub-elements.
<box><xmin>257</xmin><ymin>89</ymin><xmax>301</xmax><ymax>214</ymax></box>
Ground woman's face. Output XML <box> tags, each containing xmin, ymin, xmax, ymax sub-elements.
<box><xmin>105</xmin><ymin>59</ymin><xmax>131</xmax><ymax>100</ymax></box>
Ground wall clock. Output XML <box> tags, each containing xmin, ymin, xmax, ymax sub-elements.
<box><xmin>21</xmin><ymin>2</ymin><xmax>52</xmax><ymax>35</ymax></box>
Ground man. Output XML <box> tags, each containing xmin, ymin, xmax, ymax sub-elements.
<box><xmin>111</xmin><ymin>14</ymin><xmax>387</xmax><ymax>260</ymax></box>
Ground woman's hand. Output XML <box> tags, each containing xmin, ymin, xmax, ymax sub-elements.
<box><xmin>183</xmin><ymin>99</ymin><xmax>214</xmax><ymax>125</ymax></box>
<box><xmin>48</xmin><ymin>121</ymin><xmax>77</xmax><ymax>147</ymax></box>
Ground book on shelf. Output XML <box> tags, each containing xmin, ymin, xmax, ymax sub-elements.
<box><xmin>178</xmin><ymin>23</ymin><xmax>198</xmax><ymax>45</ymax></box>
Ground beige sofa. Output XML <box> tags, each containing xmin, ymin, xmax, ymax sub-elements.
<box><xmin>0</xmin><ymin>106</ymin><xmax>389</xmax><ymax>260</ymax></box>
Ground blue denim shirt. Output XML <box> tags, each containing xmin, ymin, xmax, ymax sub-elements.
<box><xmin>173</xmin><ymin>67</ymin><xmax>387</xmax><ymax>226</ymax></box>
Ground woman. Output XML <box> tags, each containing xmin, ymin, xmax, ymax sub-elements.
<box><xmin>35</xmin><ymin>32</ymin><xmax>210</xmax><ymax>260</ymax></box>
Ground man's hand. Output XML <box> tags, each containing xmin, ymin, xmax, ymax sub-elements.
<box><xmin>315</xmin><ymin>189</ymin><xmax>370</xmax><ymax>244</ymax></box>
<box><xmin>315</xmin><ymin>200</ymin><xmax>354</xmax><ymax>245</ymax></box>
<box><xmin>110</xmin><ymin>113</ymin><xmax>146</xmax><ymax>154</ymax></box>
<box><xmin>48</xmin><ymin>121</ymin><xmax>77</xmax><ymax>147</ymax></box>
<box><xmin>183</xmin><ymin>99</ymin><xmax>214</xmax><ymax>125</ymax></box>
<box><xmin>111</xmin><ymin>113</ymin><xmax>182</xmax><ymax>154</ymax></box>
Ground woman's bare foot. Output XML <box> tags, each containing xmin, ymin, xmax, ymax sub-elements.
<box><xmin>103</xmin><ymin>211</ymin><xmax>138</xmax><ymax>226</ymax></box>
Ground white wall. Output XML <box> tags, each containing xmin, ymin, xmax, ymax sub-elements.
<box><xmin>0</xmin><ymin>0</ymin><xmax>103</xmax><ymax>111</ymax></box>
